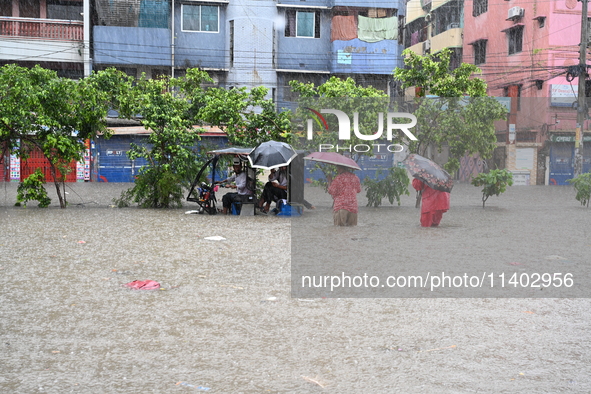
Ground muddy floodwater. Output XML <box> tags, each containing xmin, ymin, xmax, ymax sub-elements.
<box><xmin>1</xmin><ymin>181</ymin><xmax>591</xmax><ymax>393</ymax></box>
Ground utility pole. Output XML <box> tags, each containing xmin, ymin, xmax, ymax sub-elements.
<box><xmin>575</xmin><ymin>0</ymin><xmax>589</xmax><ymax>177</ymax></box>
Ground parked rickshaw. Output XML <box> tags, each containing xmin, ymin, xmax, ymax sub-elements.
<box><xmin>186</xmin><ymin>147</ymin><xmax>255</xmax><ymax>215</ymax></box>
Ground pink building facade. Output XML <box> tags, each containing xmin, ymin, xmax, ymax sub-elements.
<box><xmin>463</xmin><ymin>0</ymin><xmax>591</xmax><ymax>184</ymax></box>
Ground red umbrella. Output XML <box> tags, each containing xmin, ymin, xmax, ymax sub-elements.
<box><xmin>304</xmin><ymin>152</ymin><xmax>361</xmax><ymax>170</ymax></box>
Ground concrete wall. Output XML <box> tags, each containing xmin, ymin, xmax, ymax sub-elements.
<box><xmin>173</xmin><ymin>3</ymin><xmax>228</xmax><ymax>70</ymax></box>
<box><xmin>94</xmin><ymin>26</ymin><xmax>170</xmax><ymax>66</ymax></box>
<box><xmin>276</xmin><ymin>9</ymin><xmax>332</xmax><ymax>72</ymax></box>
<box><xmin>226</xmin><ymin>0</ymin><xmax>276</xmax><ymax>89</ymax></box>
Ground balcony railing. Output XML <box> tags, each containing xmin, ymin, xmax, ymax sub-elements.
<box><xmin>0</xmin><ymin>17</ymin><xmax>83</xmax><ymax>41</ymax></box>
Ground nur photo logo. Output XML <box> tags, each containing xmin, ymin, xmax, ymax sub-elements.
<box><xmin>305</xmin><ymin>107</ymin><xmax>418</xmax><ymax>153</ymax></box>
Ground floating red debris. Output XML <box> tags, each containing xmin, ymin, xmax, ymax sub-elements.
<box><xmin>124</xmin><ymin>280</ymin><xmax>160</xmax><ymax>290</ymax></box>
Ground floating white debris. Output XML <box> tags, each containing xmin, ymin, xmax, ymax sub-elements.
<box><xmin>204</xmin><ymin>236</ymin><xmax>226</xmax><ymax>241</ymax></box>
<box><xmin>545</xmin><ymin>255</ymin><xmax>567</xmax><ymax>260</ymax></box>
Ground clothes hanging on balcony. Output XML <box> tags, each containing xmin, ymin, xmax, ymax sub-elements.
<box><xmin>331</xmin><ymin>15</ymin><xmax>357</xmax><ymax>41</ymax></box>
<box><xmin>357</xmin><ymin>15</ymin><xmax>398</xmax><ymax>43</ymax></box>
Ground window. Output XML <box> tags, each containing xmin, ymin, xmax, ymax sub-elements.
<box><xmin>182</xmin><ymin>4</ymin><xmax>219</xmax><ymax>32</ymax></box>
<box><xmin>504</xmin><ymin>84</ymin><xmax>522</xmax><ymax>111</ymax></box>
<box><xmin>473</xmin><ymin>0</ymin><xmax>487</xmax><ymax>17</ymax></box>
<box><xmin>433</xmin><ymin>1</ymin><xmax>462</xmax><ymax>35</ymax></box>
<box><xmin>47</xmin><ymin>0</ymin><xmax>83</xmax><ymax>21</ymax></box>
<box><xmin>19</xmin><ymin>0</ymin><xmax>41</xmax><ymax>18</ymax></box>
<box><xmin>473</xmin><ymin>40</ymin><xmax>487</xmax><ymax>65</ymax></box>
<box><xmin>229</xmin><ymin>20</ymin><xmax>234</xmax><ymax>67</ymax></box>
<box><xmin>0</xmin><ymin>1</ymin><xmax>12</xmax><ymax>16</ymax></box>
<box><xmin>285</xmin><ymin>10</ymin><xmax>320</xmax><ymax>38</ymax></box>
<box><xmin>448</xmin><ymin>48</ymin><xmax>462</xmax><ymax>70</ymax></box>
<box><xmin>404</xmin><ymin>19</ymin><xmax>427</xmax><ymax>47</ymax></box>
<box><xmin>507</xmin><ymin>25</ymin><xmax>524</xmax><ymax>55</ymax></box>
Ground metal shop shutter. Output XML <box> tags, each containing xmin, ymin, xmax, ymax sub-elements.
<box><xmin>20</xmin><ymin>147</ymin><xmax>77</xmax><ymax>182</ymax></box>
<box><xmin>95</xmin><ymin>135</ymin><xmax>149</xmax><ymax>182</ymax></box>
<box><xmin>549</xmin><ymin>143</ymin><xmax>573</xmax><ymax>185</ymax></box>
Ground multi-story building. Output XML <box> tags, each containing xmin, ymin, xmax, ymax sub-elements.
<box><xmin>1</xmin><ymin>0</ymin><xmax>407</xmax><ymax>182</ymax></box>
<box><xmin>404</xmin><ymin>0</ymin><xmax>464</xmax><ymax>67</ymax></box>
<box><xmin>92</xmin><ymin>0</ymin><xmax>406</xmax><ymax>105</ymax></box>
<box><xmin>463</xmin><ymin>0</ymin><xmax>591</xmax><ymax>184</ymax></box>
<box><xmin>0</xmin><ymin>0</ymin><xmax>89</xmax><ymax>77</ymax></box>
<box><xmin>91</xmin><ymin>0</ymin><xmax>407</xmax><ymax>182</ymax></box>
<box><xmin>0</xmin><ymin>0</ymin><xmax>90</xmax><ymax>182</ymax></box>
<box><xmin>405</xmin><ymin>0</ymin><xmax>591</xmax><ymax>184</ymax></box>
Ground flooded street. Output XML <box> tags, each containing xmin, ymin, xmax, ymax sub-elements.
<box><xmin>1</xmin><ymin>181</ymin><xmax>591</xmax><ymax>392</ymax></box>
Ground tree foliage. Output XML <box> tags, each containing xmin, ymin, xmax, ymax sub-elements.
<box><xmin>393</xmin><ymin>48</ymin><xmax>507</xmax><ymax>174</ymax></box>
<box><xmin>113</xmin><ymin>69</ymin><xmax>300</xmax><ymax>208</ymax></box>
<box><xmin>471</xmin><ymin>169</ymin><xmax>514</xmax><ymax>208</ymax></box>
<box><xmin>567</xmin><ymin>173</ymin><xmax>591</xmax><ymax>207</ymax></box>
<box><xmin>197</xmin><ymin>84</ymin><xmax>292</xmax><ymax>147</ymax></box>
<box><xmin>363</xmin><ymin>166</ymin><xmax>410</xmax><ymax>207</ymax></box>
<box><xmin>0</xmin><ymin>65</ymin><xmax>131</xmax><ymax>208</ymax></box>
<box><xmin>15</xmin><ymin>168</ymin><xmax>51</xmax><ymax>208</ymax></box>
<box><xmin>115</xmin><ymin>70</ymin><xmax>211</xmax><ymax>208</ymax></box>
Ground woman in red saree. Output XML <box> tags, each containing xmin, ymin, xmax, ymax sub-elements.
<box><xmin>412</xmin><ymin>178</ymin><xmax>450</xmax><ymax>227</ymax></box>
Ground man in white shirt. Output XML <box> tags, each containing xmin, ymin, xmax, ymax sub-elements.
<box><xmin>216</xmin><ymin>157</ymin><xmax>254</xmax><ymax>214</ymax></box>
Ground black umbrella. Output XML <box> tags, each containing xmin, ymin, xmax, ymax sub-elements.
<box><xmin>247</xmin><ymin>140</ymin><xmax>298</xmax><ymax>170</ymax></box>
<box><xmin>404</xmin><ymin>153</ymin><xmax>454</xmax><ymax>193</ymax></box>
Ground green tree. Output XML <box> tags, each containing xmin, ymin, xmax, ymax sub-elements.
<box><xmin>0</xmin><ymin>65</ymin><xmax>131</xmax><ymax>208</ymax></box>
<box><xmin>363</xmin><ymin>166</ymin><xmax>410</xmax><ymax>207</ymax></box>
<box><xmin>471</xmin><ymin>169</ymin><xmax>514</xmax><ymax>208</ymax></box>
<box><xmin>115</xmin><ymin>70</ymin><xmax>213</xmax><ymax>208</ymax></box>
<box><xmin>567</xmin><ymin>173</ymin><xmax>591</xmax><ymax>207</ymax></box>
<box><xmin>197</xmin><ymin>84</ymin><xmax>292</xmax><ymax>147</ymax></box>
<box><xmin>15</xmin><ymin>168</ymin><xmax>51</xmax><ymax>208</ymax></box>
<box><xmin>393</xmin><ymin>48</ymin><xmax>507</xmax><ymax>174</ymax></box>
<box><xmin>114</xmin><ymin>69</ymin><xmax>298</xmax><ymax>208</ymax></box>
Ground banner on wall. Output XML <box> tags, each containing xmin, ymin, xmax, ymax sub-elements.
<box><xmin>550</xmin><ymin>84</ymin><xmax>577</xmax><ymax>107</ymax></box>
<box><xmin>76</xmin><ymin>139</ymin><xmax>91</xmax><ymax>182</ymax></box>
<box><xmin>9</xmin><ymin>140</ymin><xmax>20</xmax><ymax>182</ymax></box>
<box><xmin>9</xmin><ymin>154</ymin><xmax>20</xmax><ymax>182</ymax></box>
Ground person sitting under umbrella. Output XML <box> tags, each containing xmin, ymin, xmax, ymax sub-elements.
<box><xmin>257</xmin><ymin>166</ymin><xmax>316</xmax><ymax>214</ymax></box>
<box><xmin>215</xmin><ymin>157</ymin><xmax>254</xmax><ymax>215</ymax></box>
<box><xmin>258</xmin><ymin>166</ymin><xmax>288</xmax><ymax>214</ymax></box>
<box><xmin>412</xmin><ymin>177</ymin><xmax>450</xmax><ymax>227</ymax></box>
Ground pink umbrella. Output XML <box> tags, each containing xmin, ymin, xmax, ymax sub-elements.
<box><xmin>404</xmin><ymin>153</ymin><xmax>454</xmax><ymax>193</ymax></box>
<box><xmin>304</xmin><ymin>152</ymin><xmax>361</xmax><ymax>171</ymax></box>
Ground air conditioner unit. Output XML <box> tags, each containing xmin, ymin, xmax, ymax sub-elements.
<box><xmin>423</xmin><ymin>40</ymin><xmax>431</xmax><ymax>52</ymax></box>
<box><xmin>507</xmin><ymin>7</ymin><xmax>523</xmax><ymax>20</ymax></box>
